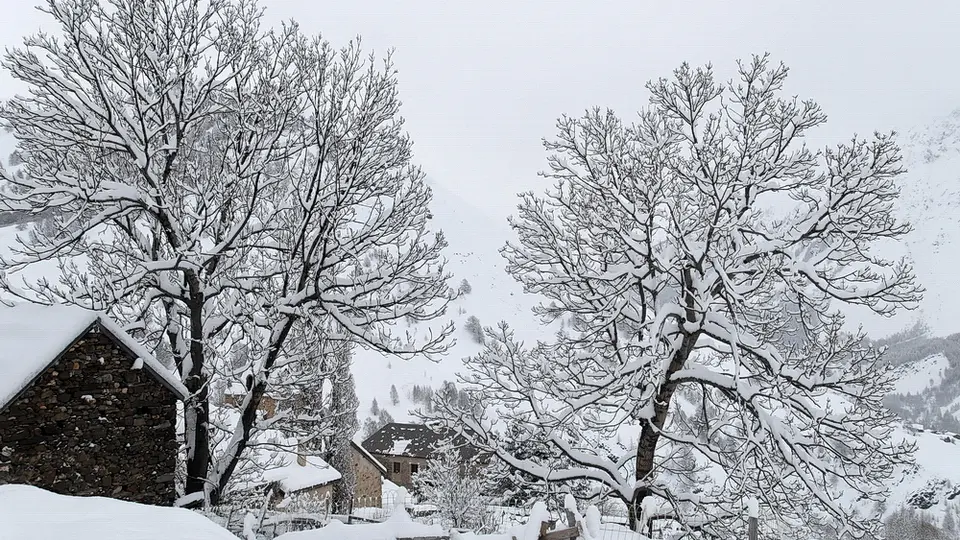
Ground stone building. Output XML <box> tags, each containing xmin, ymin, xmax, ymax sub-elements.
<box><xmin>350</xmin><ymin>440</ymin><xmax>387</xmax><ymax>506</ymax></box>
<box><xmin>361</xmin><ymin>422</ymin><xmax>483</xmax><ymax>490</ymax></box>
<box><xmin>0</xmin><ymin>304</ymin><xmax>188</xmax><ymax>505</ymax></box>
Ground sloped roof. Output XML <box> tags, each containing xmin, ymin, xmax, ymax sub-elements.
<box><xmin>0</xmin><ymin>303</ymin><xmax>189</xmax><ymax>410</ymax></box>
<box><xmin>262</xmin><ymin>453</ymin><xmax>342</xmax><ymax>494</ymax></box>
<box><xmin>361</xmin><ymin>422</ymin><xmax>481</xmax><ymax>461</ymax></box>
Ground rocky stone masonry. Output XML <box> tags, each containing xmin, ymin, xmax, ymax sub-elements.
<box><xmin>351</xmin><ymin>445</ymin><xmax>383</xmax><ymax>506</ymax></box>
<box><xmin>0</xmin><ymin>329</ymin><xmax>178</xmax><ymax>505</ymax></box>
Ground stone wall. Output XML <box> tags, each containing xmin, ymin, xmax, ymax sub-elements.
<box><xmin>0</xmin><ymin>328</ymin><xmax>178</xmax><ymax>505</ymax></box>
<box><xmin>222</xmin><ymin>393</ymin><xmax>278</xmax><ymax>419</ymax></box>
<box><xmin>351</xmin><ymin>445</ymin><xmax>383</xmax><ymax>506</ymax></box>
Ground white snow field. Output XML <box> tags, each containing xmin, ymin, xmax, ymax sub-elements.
<box><xmin>891</xmin><ymin>353</ymin><xmax>950</xmax><ymax>395</ymax></box>
<box><xmin>0</xmin><ymin>484</ymin><xmax>238</xmax><ymax>539</ymax></box>
<box><xmin>274</xmin><ymin>504</ymin><xmax>444</xmax><ymax>540</ymax></box>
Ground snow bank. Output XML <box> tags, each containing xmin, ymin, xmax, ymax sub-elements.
<box><xmin>0</xmin><ymin>484</ymin><xmax>238</xmax><ymax>539</ymax></box>
<box><xmin>274</xmin><ymin>516</ymin><xmax>443</xmax><ymax>540</ymax></box>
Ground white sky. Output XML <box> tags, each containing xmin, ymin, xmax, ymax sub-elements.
<box><xmin>1</xmin><ymin>1</ymin><xmax>958</xmax><ymax>336</ymax></box>
<box><xmin>3</xmin><ymin>1</ymin><xmax>960</xmax><ymax>222</ymax></box>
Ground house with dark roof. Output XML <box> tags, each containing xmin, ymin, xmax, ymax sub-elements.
<box><xmin>361</xmin><ymin>422</ymin><xmax>484</xmax><ymax>489</ymax></box>
<box><xmin>0</xmin><ymin>304</ymin><xmax>188</xmax><ymax>505</ymax></box>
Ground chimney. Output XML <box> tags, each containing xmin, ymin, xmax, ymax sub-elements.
<box><xmin>297</xmin><ymin>441</ymin><xmax>307</xmax><ymax>466</ymax></box>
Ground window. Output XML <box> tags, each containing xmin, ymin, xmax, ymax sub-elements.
<box><xmin>393</xmin><ymin>462</ymin><xmax>401</xmax><ymax>474</ymax></box>
<box><xmin>410</xmin><ymin>463</ymin><xmax>419</xmax><ymax>475</ymax></box>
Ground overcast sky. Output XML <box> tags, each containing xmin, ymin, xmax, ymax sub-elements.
<box><xmin>3</xmin><ymin>0</ymin><xmax>960</xmax><ymax>222</ymax></box>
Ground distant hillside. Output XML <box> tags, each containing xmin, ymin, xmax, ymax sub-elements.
<box><xmin>847</xmin><ymin>109</ymin><xmax>960</xmax><ymax>338</ymax></box>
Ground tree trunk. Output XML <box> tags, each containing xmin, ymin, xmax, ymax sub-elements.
<box><xmin>630</xmin><ymin>330</ymin><xmax>700</xmax><ymax>532</ymax></box>
<box><xmin>212</xmin><ymin>379</ymin><xmax>269</xmax><ymax>505</ymax></box>
<box><xmin>184</xmin><ymin>293</ymin><xmax>211</xmax><ymax>504</ymax></box>
<box><xmin>184</xmin><ymin>374</ymin><xmax>210</xmax><ymax>504</ymax></box>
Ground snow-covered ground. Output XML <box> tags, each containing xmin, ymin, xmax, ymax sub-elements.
<box><xmin>880</xmin><ymin>427</ymin><xmax>960</xmax><ymax>522</ymax></box>
<box><xmin>0</xmin><ymin>485</ymin><xmax>238</xmax><ymax>540</ymax></box>
<box><xmin>275</xmin><ymin>504</ymin><xmax>444</xmax><ymax>540</ymax></box>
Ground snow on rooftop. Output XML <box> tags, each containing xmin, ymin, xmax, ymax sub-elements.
<box><xmin>0</xmin><ymin>303</ymin><xmax>188</xmax><ymax>409</ymax></box>
<box><xmin>0</xmin><ymin>484</ymin><xmax>238</xmax><ymax>540</ymax></box>
<box><xmin>389</xmin><ymin>439</ymin><xmax>412</xmax><ymax>455</ymax></box>
<box><xmin>262</xmin><ymin>454</ymin><xmax>342</xmax><ymax>494</ymax></box>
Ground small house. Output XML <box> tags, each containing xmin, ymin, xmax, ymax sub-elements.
<box><xmin>361</xmin><ymin>422</ymin><xmax>484</xmax><ymax>489</ymax></box>
<box><xmin>247</xmin><ymin>436</ymin><xmax>387</xmax><ymax>511</ymax></box>
<box><xmin>261</xmin><ymin>451</ymin><xmax>342</xmax><ymax>510</ymax></box>
<box><xmin>0</xmin><ymin>304</ymin><xmax>188</xmax><ymax>505</ymax></box>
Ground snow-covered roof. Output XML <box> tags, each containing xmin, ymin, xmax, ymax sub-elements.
<box><xmin>0</xmin><ymin>484</ymin><xmax>237</xmax><ymax>540</ymax></box>
<box><xmin>262</xmin><ymin>453</ymin><xmax>342</xmax><ymax>494</ymax></box>
<box><xmin>360</xmin><ymin>422</ymin><xmax>482</xmax><ymax>460</ymax></box>
<box><xmin>0</xmin><ymin>303</ymin><xmax>189</xmax><ymax>409</ymax></box>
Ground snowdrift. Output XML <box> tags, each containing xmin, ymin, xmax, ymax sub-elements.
<box><xmin>0</xmin><ymin>484</ymin><xmax>238</xmax><ymax>540</ymax></box>
<box><xmin>274</xmin><ymin>504</ymin><xmax>444</xmax><ymax>540</ymax></box>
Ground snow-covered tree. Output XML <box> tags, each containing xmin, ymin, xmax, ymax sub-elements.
<box><xmin>390</xmin><ymin>384</ymin><xmax>400</xmax><ymax>406</ymax></box>
<box><xmin>0</xmin><ymin>0</ymin><xmax>453</xmax><ymax>505</ymax></box>
<box><xmin>943</xmin><ymin>507</ymin><xmax>956</xmax><ymax>536</ymax></box>
<box><xmin>464</xmin><ymin>315</ymin><xmax>485</xmax><ymax>344</ymax></box>
<box><xmin>412</xmin><ymin>444</ymin><xmax>492</xmax><ymax>532</ymax></box>
<box><xmin>431</xmin><ymin>56</ymin><xmax>921</xmax><ymax>538</ymax></box>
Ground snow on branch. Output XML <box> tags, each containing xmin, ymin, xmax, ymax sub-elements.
<box><xmin>1</xmin><ymin>0</ymin><xmax>453</xmax><ymax>505</ymax></box>
<box><xmin>427</xmin><ymin>55</ymin><xmax>919</xmax><ymax>538</ymax></box>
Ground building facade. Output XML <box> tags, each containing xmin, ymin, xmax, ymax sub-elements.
<box><xmin>0</xmin><ymin>305</ymin><xmax>188</xmax><ymax>505</ymax></box>
<box><xmin>361</xmin><ymin>422</ymin><xmax>484</xmax><ymax>490</ymax></box>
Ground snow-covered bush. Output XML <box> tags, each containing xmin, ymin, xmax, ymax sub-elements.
<box><xmin>412</xmin><ymin>445</ymin><xmax>494</xmax><ymax>533</ymax></box>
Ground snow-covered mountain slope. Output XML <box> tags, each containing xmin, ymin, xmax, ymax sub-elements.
<box><xmin>351</xmin><ymin>177</ymin><xmax>548</xmax><ymax>424</ymax></box>
<box><xmin>847</xmin><ymin>109</ymin><xmax>960</xmax><ymax>339</ymax></box>
<box><xmin>881</xmin><ymin>426</ymin><xmax>960</xmax><ymax>523</ymax></box>
<box><xmin>893</xmin><ymin>354</ymin><xmax>951</xmax><ymax>396</ymax></box>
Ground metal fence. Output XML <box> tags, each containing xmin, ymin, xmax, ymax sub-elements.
<box><xmin>201</xmin><ymin>494</ymin><xmax>669</xmax><ymax>540</ymax></box>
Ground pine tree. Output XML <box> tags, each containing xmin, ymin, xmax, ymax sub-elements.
<box><xmin>944</xmin><ymin>506</ymin><xmax>956</xmax><ymax>535</ymax></box>
<box><xmin>371</xmin><ymin>398</ymin><xmax>380</xmax><ymax>416</ymax></box>
<box><xmin>390</xmin><ymin>385</ymin><xmax>400</xmax><ymax>406</ymax></box>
